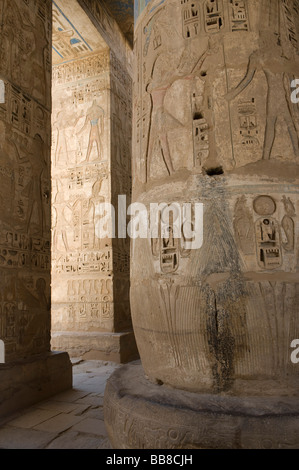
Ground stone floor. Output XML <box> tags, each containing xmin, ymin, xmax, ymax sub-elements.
<box><xmin>0</xmin><ymin>358</ymin><xmax>121</xmax><ymax>449</ymax></box>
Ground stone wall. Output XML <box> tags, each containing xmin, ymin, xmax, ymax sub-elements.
<box><xmin>0</xmin><ymin>0</ymin><xmax>52</xmax><ymax>362</ymax></box>
<box><xmin>0</xmin><ymin>0</ymin><xmax>72</xmax><ymax>420</ymax></box>
<box><xmin>51</xmin><ymin>0</ymin><xmax>137</xmax><ymax>362</ymax></box>
<box><xmin>52</xmin><ymin>50</ymin><xmax>113</xmax><ymax>336</ymax></box>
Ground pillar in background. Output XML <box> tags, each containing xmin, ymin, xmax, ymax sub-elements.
<box><xmin>51</xmin><ymin>0</ymin><xmax>138</xmax><ymax>363</ymax></box>
<box><xmin>105</xmin><ymin>0</ymin><xmax>299</xmax><ymax>449</ymax></box>
<box><xmin>0</xmin><ymin>0</ymin><xmax>72</xmax><ymax>421</ymax></box>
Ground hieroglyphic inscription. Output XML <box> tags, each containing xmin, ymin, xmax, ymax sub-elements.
<box><xmin>0</xmin><ymin>0</ymin><xmax>52</xmax><ymax>362</ymax></box>
<box><xmin>238</xmin><ymin>99</ymin><xmax>259</xmax><ymax>147</ymax></box>
<box><xmin>181</xmin><ymin>0</ymin><xmax>200</xmax><ymax>39</ymax></box>
<box><xmin>282</xmin><ymin>0</ymin><xmax>299</xmax><ymax>50</ymax></box>
<box><xmin>52</xmin><ymin>250</ymin><xmax>112</xmax><ymax>275</ymax></box>
<box><xmin>233</xmin><ymin>194</ymin><xmax>299</xmax><ymax>271</ymax></box>
<box><xmin>229</xmin><ymin>0</ymin><xmax>249</xmax><ymax>32</ymax></box>
<box><xmin>204</xmin><ymin>0</ymin><xmax>224</xmax><ymax>33</ymax></box>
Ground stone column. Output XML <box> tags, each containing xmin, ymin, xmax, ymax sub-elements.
<box><xmin>51</xmin><ymin>0</ymin><xmax>138</xmax><ymax>363</ymax></box>
<box><xmin>105</xmin><ymin>0</ymin><xmax>299</xmax><ymax>449</ymax></box>
<box><xmin>0</xmin><ymin>0</ymin><xmax>72</xmax><ymax>420</ymax></box>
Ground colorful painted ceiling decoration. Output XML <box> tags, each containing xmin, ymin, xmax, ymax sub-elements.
<box><xmin>52</xmin><ymin>0</ymin><xmax>108</xmax><ymax>65</ymax></box>
<box><xmin>52</xmin><ymin>0</ymin><xmax>93</xmax><ymax>62</ymax></box>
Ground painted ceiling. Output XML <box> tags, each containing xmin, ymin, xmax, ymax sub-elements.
<box><xmin>52</xmin><ymin>0</ymin><xmax>108</xmax><ymax>65</ymax></box>
<box><xmin>101</xmin><ymin>0</ymin><xmax>134</xmax><ymax>45</ymax></box>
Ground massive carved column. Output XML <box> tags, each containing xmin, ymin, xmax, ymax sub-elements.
<box><xmin>0</xmin><ymin>0</ymin><xmax>72</xmax><ymax>420</ymax></box>
<box><xmin>105</xmin><ymin>0</ymin><xmax>299</xmax><ymax>448</ymax></box>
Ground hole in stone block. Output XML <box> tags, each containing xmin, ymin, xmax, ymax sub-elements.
<box><xmin>193</xmin><ymin>112</ymin><xmax>203</xmax><ymax>120</ymax></box>
<box><xmin>204</xmin><ymin>166</ymin><xmax>224</xmax><ymax>176</ymax></box>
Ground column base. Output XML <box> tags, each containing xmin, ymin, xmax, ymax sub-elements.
<box><xmin>0</xmin><ymin>351</ymin><xmax>72</xmax><ymax>422</ymax></box>
<box><xmin>51</xmin><ymin>331</ymin><xmax>139</xmax><ymax>363</ymax></box>
<box><xmin>104</xmin><ymin>362</ymin><xmax>299</xmax><ymax>449</ymax></box>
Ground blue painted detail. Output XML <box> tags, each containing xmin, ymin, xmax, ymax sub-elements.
<box><xmin>135</xmin><ymin>0</ymin><xmax>151</xmax><ymax>22</ymax></box>
<box><xmin>149</xmin><ymin>0</ymin><xmax>165</xmax><ymax>15</ymax></box>
<box><xmin>70</xmin><ymin>38</ymin><xmax>81</xmax><ymax>45</ymax></box>
<box><xmin>52</xmin><ymin>45</ymin><xmax>64</xmax><ymax>59</ymax></box>
<box><xmin>52</xmin><ymin>0</ymin><xmax>93</xmax><ymax>52</ymax></box>
<box><xmin>134</xmin><ymin>0</ymin><xmax>165</xmax><ymax>23</ymax></box>
<box><xmin>58</xmin><ymin>27</ymin><xmax>63</xmax><ymax>31</ymax></box>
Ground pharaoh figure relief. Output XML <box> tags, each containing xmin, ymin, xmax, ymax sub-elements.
<box><xmin>134</xmin><ymin>0</ymin><xmax>299</xmax><ymax>185</ymax></box>
<box><xmin>225</xmin><ymin>30</ymin><xmax>299</xmax><ymax>162</ymax></box>
<box><xmin>130</xmin><ymin>0</ymin><xmax>299</xmax><ymax>397</ymax></box>
<box><xmin>76</xmin><ymin>100</ymin><xmax>105</xmax><ymax>163</ymax></box>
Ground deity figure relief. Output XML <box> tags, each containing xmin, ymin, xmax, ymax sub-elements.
<box><xmin>226</xmin><ymin>32</ymin><xmax>299</xmax><ymax>161</ymax></box>
<box><xmin>281</xmin><ymin>216</ymin><xmax>295</xmax><ymax>251</ymax></box>
<box><xmin>30</xmin><ymin>17</ymin><xmax>48</xmax><ymax>102</ymax></box>
<box><xmin>1</xmin><ymin>1</ymin><xmax>48</xmax><ymax>102</ymax></box>
<box><xmin>1</xmin><ymin>0</ymin><xmax>22</xmax><ymax>78</ymax></box>
<box><xmin>234</xmin><ymin>196</ymin><xmax>255</xmax><ymax>255</ymax></box>
<box><xmin>89</xmin><ymin>178</ymin><xmax>106</xmax><ymax>249</ymax></box>
<box><xmin>146</xmin><ymin>40</ymin><xmax>212</xmax><ymax>182</ymax></box>
<box><xmin>0</xmin><ymin>122</ymin><xmax>44</xmax><ymax>232</ymax></box>
<box><xmin>19</xmin><ymin>277</ymin><xmax>50</xmax><ymax>311</ymax></box>
<box><xmin>53</xmin><ymin>111</ymin><xmax>69</xmax><ymax>166</ymax></box>
<box><xmin>77</xmin><ymin>100</ymin><xmax>104</xmax><ymax>163</ymax></box>
<box><xmin>52</xmin><ymin>187</ymin><xmax>71</xmax><ymax>253</ymax></box>
<box><xmin>53</xmin><ymin>109</ymin><xmax>83</xmax><ymax>166</ymax></box>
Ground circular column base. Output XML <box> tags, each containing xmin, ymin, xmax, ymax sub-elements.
<box><xmin>104</xmin><ymin>362</ymin><xmax>299</xmax><ymax>449</ymax></box>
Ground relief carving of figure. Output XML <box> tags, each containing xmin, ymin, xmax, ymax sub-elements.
<box><xmin>53</xmin><ymin>109</ymin><xmax>83</xmax><ymax>166</ymax></box>
<box><xmin>0</xmin><ymin>0</ymin><xmax>23</xmax><ymax>79</ymax></box>
<box><xmin>0</xmin><ymin>121</ymin><xmax>18</xmax><ymax>224</ymax></box>
<box><xmin>19</xmin><ymin>135</ymin><xmax>47</xmax><ymax>236</ymax></box>
<box><xmin>53</xmin><ymin>110</ymin><xmax>70</xmax><ymax>166</ymax></box>
<box><xmin>77</xmin><ymin>100</ymin><xmax>104</xmax><ymax>163</ymax></box>
<box><xmin>52</xmin><ymin>185</ymin><xmax>70</xmax><ymax>253</ymax></box>
<box><xmin>29</xmin><ymin>17</ymin><xmax>48</xmax><ymax>102</ymax></box>
<box><xmin>146</xmin><ymin>41</ymin><xmax>212</xmax><ymax>181</ymax></box>
<box><xmin>233</xmin><ymin>196</ymin><xmax>255</xmax><ymax>255</ymax></box>
<box><xmin>281</xmin><ymin>216</ymin><xmax>295</xmax><ymax>252</ymax></box>
<box><xmin>226</xmin><ymin>32</ymin><xmax>299</xmax><ymax>162</ymax></box>
<box><xmin>90</xmin><ymin>178</ymin><xmax>107</xmax><ymax>249</ymax></box>
<box><xmin>1</xmin><ymin>1</ymin><xmax>48</xmax><ymax>101</ymax></box>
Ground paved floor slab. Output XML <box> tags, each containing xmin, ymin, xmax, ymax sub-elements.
<box><xmin>33</xmin><ymin>411</ymin><xmax>85</xmax><ymax>433</ymax></box>
<box><xmin>7</xmin><ymin>409</ymin><xmax>61</xmax><ymax>429</ymax></box>
<box><xmin>74</xmin><ymin>394</ymin><xmax>104</xmax><ymax>407</ymax></box>
<box><xmin>71</xmin><ymin>418</ymin><xmax>107</xmax><ymax>436</ymax></box>
<box><xmin>45</xmin><ymin>430</ymin><xmax>101</xmax><ymax>450</ymax></box>
<box><xmin>37</xmin><ymin>400</ymin><xmax>82</xmax><ymax>414</ymax></box>
<box><xmin>0</xmin><ymin>359</ymin><xmax>120</xmax><ymax>449</ymax></box>
<box><xmin>0</xmin><ymin>426</ymin><xmax>57</xmax><ymax>449</ymax></box>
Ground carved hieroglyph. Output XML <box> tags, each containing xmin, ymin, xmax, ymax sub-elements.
<box><xmin>0</xmin><ymin>0</ymin><xmax>52</xmax><ymax>362</ymax></box>
<box><xmin>51</xmin><ymin>1</ymin><xmax>133</xmax><ymax>347</ymax></box>
<box><xmin>131</xmin><ymin>0</ymin><xmax>299</xmax><ymax>395</ymax></box>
